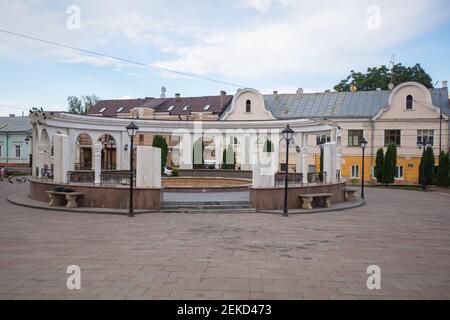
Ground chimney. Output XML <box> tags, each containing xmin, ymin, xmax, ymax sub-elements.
<box><xmin>296</xmin><ymin>88</ymin><xmax>303</xmax><ymax>95</ymax></box>
<box><xmin>442</xmin><ymin>80</ymin><xmax>448</xmax><ymax>88</ymax></box>
<box><xmin>220</xmin><ymin>90</ymin><xmax>226</xmax><ymax>108</ymax></box>
<box><xmin>9</xmin><ymin>114</ymin><xmax>15</xmax><ymax>117</ymax></box>
<box><xmin>175</xmin><ymin>93</ymin><xmax>180</xmax><ymax>99</ymax></box>
<box><xmin>376</xmin><ymin>88</ymin><xmax>381</xmax><ymax>91</ymax></box>
<box><xmin>273</xmin><ymin>90</ymin><xmax>278</xmax><ymax>95</ymax></box>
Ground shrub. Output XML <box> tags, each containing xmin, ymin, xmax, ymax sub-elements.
<box><xmin>263</xmin><ymin>139</ymin><xmax>274</xmax><ymax>152</ymax></box>
<box><xmin>436</xmin><ymin>151</ymin><xmax>449</xmax><ymax>187</ymax></box>
<box><xmin>152</xmin><ymin>135</ymin><xmax>168</xmax><ymax>172</ymax></box>
<box><xmin>374</xmin><ymin>148</ymin><xmax>384</xmax><ymax>183</ymax></box>
<box><xmin>221</xmin><ymin>144</ymin><xmax>236</xmax><ymax>169</ymax></box>
<box><xmin>382</xmin><ymin>144</ymin><xmax>397</xmax><ymax>185</ymax></box>
<box><xmin>192</xmin><ymin>139</ymin><xmax>204</xmax><ymax>169</ymax></box>
<box><xmin>171</xmin><ymin>168</ymin><xmax>179</xmax><ymax>177</ymax></box>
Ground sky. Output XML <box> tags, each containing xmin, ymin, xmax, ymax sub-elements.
<box><xmin>0</xmin><ymin>0</ymin><xmax>450</xmax><ymax>116</ymax></box>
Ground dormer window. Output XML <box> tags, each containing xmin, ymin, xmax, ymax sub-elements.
<box><xmin>168</xmin><ymin>105</ymin><xmax>174</xmax><ymax>111</ymax></box>
<box><xmin>204</xmin><ymin>104</ymin><xmax>211</xmax><ymax>111</ymax></box>
<box><xmin>245</xmin><ymin>100</ymin><xmax>251</xmax><ymax>113</ymax></box>
<box><xmin>99</xmin><ymin>107</ymin><xmax>106</xmax><ymax>113</ymax></box>
<box><xmin>406</xmin><ymin>95</ymin><xmax>413</xmax><ymax>110</ymax></box>
<box><xmin>117</xmin><ymin>107</ymin><xmax>124</xmax><ymax>112</ymax></box>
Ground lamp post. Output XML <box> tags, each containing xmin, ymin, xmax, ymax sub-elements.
<box><xmin>281</xmin><ymin>125</ymin><xmax>294</xmax><ymax>217</ymax></box>
<box><xmin>360</xmin><ymin>137</ymin><xmax>368</xmax><ymax>199</ymax></box>
<box><xmin>24</xmin><ymin>135</ymin><xmax>32</xmax><ymax>168</ymax></box>
<box><xmin>126</xmin><ymin>122</ymin><xmax>139</xmax><ymax>217</ymax></box>
<box><xmin>417</xmin><ymin>136</ymin><xmax>432</xmax><ymax>190</ymax></box>
<box><xmin>108</xmin><ymin>138</ymin><xmax>114</xmax><ymax>170</ymax></box>
<box><xmin>318</xmin><ymin>138</ymin><xmax>325</xmax><ymax>182</ymax></box>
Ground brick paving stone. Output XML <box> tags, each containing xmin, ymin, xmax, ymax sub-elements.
<box><xmin>1</xmin><ymin>182</ymin><xmax>450</xmax><ymax>299</ymax></box>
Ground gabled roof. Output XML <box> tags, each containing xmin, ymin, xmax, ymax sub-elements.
<box><xmin>264</xmin><ymin>88</ymin><xmax>450</xmax><ymax>119</ymax></box>
<box><xmin>87</xmin><ymin>95</ymin><xmax>233</xmax><ymax>117</ymax></box>
<box><xmin>0</xmin><ymin>116</ymin><xmax>31</xmax><ymax>133</ymax></box>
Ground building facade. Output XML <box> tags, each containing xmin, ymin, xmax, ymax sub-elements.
<box><xmin>0</xmin><ymin>115</ymin><xmax>32</xmax><ymax>167</ymax></box>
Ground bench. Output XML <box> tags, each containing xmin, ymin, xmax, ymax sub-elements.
<box><xmin>298</xmin><ymin>193</ymin><xmax>333</xmax><ymax>210</ymax></box>
<box><xmin>46</xmin><ymin>191</ymin><xmax>84</xmax><ymax>208</ymax></box>
<box><xmin>345</xmin><ymin>188</ymin><xmax>357</xmax><ymax>201</ymax></box>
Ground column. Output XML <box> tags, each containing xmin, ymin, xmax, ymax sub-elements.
<box><xmin>294</xmin><ymin>132</ymin><xmax>303</xmax><ymax>173</ymax></box>
<box><xmin>35</xmin><ymin>144</ymin><xmax>46</xmax><ymax>178</ymax></box>
<box><xmin>252</xmin><ymin>152</ymin><xmax>276</xmax><ymax>188</ymax></box>
<box><xmin>136</xmin><ymin>146</ymin><xmax>161</xmax><ymax>188</ymax></box>
<box><xmin>93</xmin><ymin>143</ymin><xmax>102</xmax><ymax>184</ymax></box>
<box><xmin>179</xmin><ymin>132</ymin><xmax>193</xmax><ymax>169</ymax></box>
<box><xmin>323</xmin><ymin>142</ymin><xmax>337</xmax><ymax>183</ymax></box>
<box><xmin>53</xmin><ymin>134</ymin><xmax>69</xmax><ymax>184</ymax></box>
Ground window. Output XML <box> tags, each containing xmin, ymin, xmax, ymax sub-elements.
<box><xmin>167</xmin><ymin>105</ymin><xmax>174</xmax><ymax>111</ymax></box>
<box><xmin>348</xmin><ymin>130</ymin><xmax>363</xmax><ymax>146</ymax></box>
<box><xmin>406</xmin><ymin>95</ymin><xmax>413</xmax><ymax>110</ymax></box>
<box><xmin>384</xmin><ymin>130</ymin><xmax>401</xmax><ymax>146</ymax></box>
<box><xmin>182</xmin><ymin>105</ymin><xmax>188</xmax><ymax>111</ymax></box>
<box><xmin>99</xmin><ymin>107</ymin><xmax>106</xmax><ymax>113</ymax></box>
<box><xmin>0</xmin><ymin>144</ymin><xmax>3</xmax><ymax>157</ymax></box>
<box><xmin>316</xmin><ymin>134</ymin><xmax>331</xmax><ymax>145</ymax></box>
<box><xmin>245</xmin><ymin>100</ymin><xmax>251</xmax><ymax>113</ymax></box>
<box><xmin>417</xmin><ymin>130</ymin><xmax>434</xmax><ymax>146</ymax></box>
<box><xmin>15</xmin><ymin>145</ymin><xmax>21</xmax><ymax>158</ymax></box>
<box><xmin>395</xmin><ymin>166</ymin><xmax>404</xmax><ymax>179</ymax></box>
<box><xmin>203</xmin><ymin>104</ymin><xmax>211</xmax><ymax>111</ymax></box>
<box><xmin>117</xmin><ymin>107</ymin><xmax>124</xmax><ymax>112</ymax></box>
<box><xmin>139</xmin><ymin>134</ymin><xmax>144</xmax><ymax>145</ymax></box>
<box><xmin>351</xmin><ymin>165</ymin><xmax>360</xmax><ymax>178</ymax></box>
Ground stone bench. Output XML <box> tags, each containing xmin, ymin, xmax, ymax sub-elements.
<box><xmin>298</xmin><ymin>193</ymin><xmax>333</xmax><ymax>210</ymax></box>
<box><xmin>46</xmin><ymin>191</ymin><xmax>84</xmax><ymax>208</ymax></box>
<box><xmin>345</xmin><ymin>188</ymin><xmax>357</xmax><ymax>201</ymax></box>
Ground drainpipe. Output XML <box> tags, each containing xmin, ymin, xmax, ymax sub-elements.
<box><xmin>5</xmin><ymin>132</ymin><xmax>8</xmax><ymax>164</ymax></box>
<box><xmin>369</xmin><ymin>120</ymin><xmax>375</xmax><ymax>183</ymax></box>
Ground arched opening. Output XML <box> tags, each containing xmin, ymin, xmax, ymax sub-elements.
<box><xmin>406</xmin><ymin>95</ymin><xmax>413</xmax><ymax>109</ymax></box>
<box><xmin>98</xmin><ymin>134</ymin><xmax>116</xmax><ymax>170</ymax></box>
<box><xmin>75</xmin><ymin>133</ymin><xmax>93</xmax><ymax>170</ymax></box>
<box><xmin>245</xmin><ymin>99</ymin><xmax>251</xmax><ymax>113</ymax></box>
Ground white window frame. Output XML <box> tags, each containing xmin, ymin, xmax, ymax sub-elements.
<box><xmin>395</xmin><ymin>166</ymin><xmax>404</xmax><ymax>179</ymax></box>
<box><xmin>117</xmin><ymin>107</ymin><xmax>124</xmax><ymax>112</ymax></box>
<box><xmin>316</xmin><ymin>134</ymin><xmax>331</xmax><ymax>145</ymax></box>
<box><xmin>168</xmin><ymin>105</ymin><xmax>174</xmax><ymax>111</ymax></box>
<box><xmin>99</xmin><ymin>107</ymin><xmax>106</xmax><ymax>113</ymax></box>
<box><xmin>351</xmin><ymin>165</ymin><xmax>360</xmax><ymax>178</ymax></box>
<box><xmin>0</xmin><ymin>143</ymin><xmax>3</xmax><ymax>157</ymax></box>
<box><xmin>204</xmin><ymin>104</ymin><xmax>211</xmax><ymax>111</ymax></box>
<box><xmin>417</xmin><ymin>130</ymin><xmax>434</xmax><ymax>146</ymax></box>
<box><xmin>14</xmin><ymin>144</ymin><xmax>22</xmax><ymax>158</ymax></box>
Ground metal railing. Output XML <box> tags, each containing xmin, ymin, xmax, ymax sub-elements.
<box><xmin>100</xmin><ymin>170</ymin><xmax>135</xmax><ymax>186</ymax></box>
<box><xmin>40</xmin><ymin>168</ymin><xmax>53</xmax><ymax>180</ymax></box>
<box><xmin>307</xmin><ymin>172</ymin><xmax>327</xmax><ymax>184</ymax></box>
<box><xmin>74</xmin><ymin>162</ymin><xmax>92</xmax><ymax>170</ymax></box>
<box><xmin>275</xmin><ymin>172</ymin><xmax>304</xmax><ymax>186</ymax></box>
<box><xmin>67</xmin><ymin>170</ymin><xmax>94</xmax><ymax>183</ymax></box>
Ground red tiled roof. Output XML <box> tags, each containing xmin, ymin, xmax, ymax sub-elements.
<box><xmin>87</xmin><ymin>95</ymin><xmax>232</xmax><ymax>117</ymax></box>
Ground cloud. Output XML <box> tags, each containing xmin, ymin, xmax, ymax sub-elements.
<box><xmin>238</xmin><ymin>0</ymin><xmax>273</xmax><ymax>12</ymax></box>
<box><xmin>154</xmin><ymin>0</ymin><xmax>450</xmax><ymax>78</ymax></box>
<box><xmin>119</xmin><ymin>95</ymin><xmax>132</xmax><ymax>99</ymax></box>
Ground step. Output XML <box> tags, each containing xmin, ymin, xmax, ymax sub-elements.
<box><xmin>161</xmin><ymin>207</ymin><xmax>256</xmax><ymax>214</ymax></box>
<box><xmin>162</xmin><ymin>201</ymin><xmax>250</xmax><ymax>206</ymax></box>
<box><xmin>162</xmin><ymin>204</ymin><xmax>252</xmax><ymax>210</ymax></box>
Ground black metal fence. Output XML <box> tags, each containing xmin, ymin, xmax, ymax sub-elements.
<box><xmin>67</xmin><ymin>170</ymin><xmax>94</xmax><ymax>183</ymax></box>
<box><xmin>275</xmin><ymin>172</ymin><xmax>304</xmax><ymax>186</ymax></box>
<box><xmin>100</xmin><ymin>170</ymin><xmax>135</xmax><ymax>186</ymax></box>
<box><xmin>40</xmin><ymin>168</ymin><xmax>53</xmax><ymax>180</ymax></box>
<box><xmin>307</xmin><ymin>172</ymin><xmax>327</xmax><ymax>184</ymax></box>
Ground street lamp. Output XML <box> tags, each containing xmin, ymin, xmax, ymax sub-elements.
<box><xmin>318</xmin><ymin>138</ymin><xmax>326</xmax><ymax>182</ymax></box>
<box><xmin>281</xmin><ymin>124</ymin><xmax>294</xmax><ymax>217</ymax></box>
<box><xmin>126</xmin><ymin>122</ymin><xmax>139</xmax><ymax>217</ymax></box>
<box><xmin>360</xmin><ymin>137</ymin><xmax>368</xmax><ymax>199</ymax></box>
<box><xmin>417</xmin><ymin>136</ymin><xmax>432</xmax><ymax>190</ymax></box>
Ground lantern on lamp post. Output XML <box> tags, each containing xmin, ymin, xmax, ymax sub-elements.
<box><xmin>126</xmin><ymin>122</ymin><xmax>139</xmax><ymax>217</ymax></box>
<box><xmin>281</xmin><ymin>125</ymin><xmax>294</xmax><ymax>217</ymax></box>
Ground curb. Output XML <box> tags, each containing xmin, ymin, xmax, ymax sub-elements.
<box><xmin>258</xmin><ymin>198</ymin><xmax>366</xmax><ymax>214</ymax></box>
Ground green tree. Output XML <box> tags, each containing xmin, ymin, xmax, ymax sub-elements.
<box><xmin>374</xmin><ymin>148</ymin><xmax>384</xmax><ymax>183</ymax></box>
<box><xmin>436</xmin><ymin>151</ymin><xmax>450</xmax><ymax>187</ymax></box>
<box><xmin>221</xmin><ymin>144</ymin><xmax>236</xmax><ymax>169</ymax></box>
<box><xmin>319</xmin><ymin>147</ymin><xmax>324</xmax><ymax>182</ymax></box>
<box><xmin>68</xmin><ymin>95</ymin><xmax>99</xmax><ymax>114</ymax></box>
<box><xmin>419</xmin><ymin>147</ymin><xmax>435</xmax><ymax>186</ymax></box>
<box><xmin>193</xmin><ymin>138</ymin><xmax>204</xmax><ymax>169</ymax></box>
<box><xmin>382</xmin><ymin>144</ymin><xmax>397</xmax><ymax>185</ymax></box>
<box><xmin>333</xmin><ymin>63</ymin><xmax>433</xmax><ymax>92</ymax></box>
<box><xmin>263</xmin><ymin>139</ymin><xmax>273</xmax><ymax>152</ymax></box>
<box><xmin>152</xmin><ymin>135</ymin><xmax>168</xmax><ymax>172</ymax></box>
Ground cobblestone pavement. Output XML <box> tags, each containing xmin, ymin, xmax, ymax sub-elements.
<box><xmin>0</xmin><ymin>181</ymin><xmax>449</xmax><ymax>299</ymax></box>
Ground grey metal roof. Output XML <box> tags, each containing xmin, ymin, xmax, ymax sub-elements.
<box><xmin>265</xmin><ymin>88</ymin><xmax>450</xmax><ymax>119</ymax></box>
<box><xmin>0</xmin><ymin>116</ymin><xmax>32</xmax><ymax>133</ymax></box>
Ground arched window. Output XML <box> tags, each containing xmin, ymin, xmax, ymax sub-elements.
<box><xmin>406</xmin><ymin>95</ymin><xmax>413</xmax><ymax>110</ymax></box>
<box><xmin>245</xmin><ymin>99</ymin><xmax>251</xmax><ymax>113</ymax></box>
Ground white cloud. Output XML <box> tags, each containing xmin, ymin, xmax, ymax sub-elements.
<box><xmin>238</xmin><ymin>0</ymin><xmax>273</xmax><ymax>12</ymax></box>
<box><xmin>154</xmin><ymin>0</ymin><xmax>450</xmax><ymax>78</ymax></box>
<box><xmin>119</xmin><ymin>95</ymin><xmax>132</xmax><ymax>99</ymax></box>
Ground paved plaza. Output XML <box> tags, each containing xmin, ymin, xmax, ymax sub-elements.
<box><xmin>0</xmin><ymin>180</ymin><xmax>449</xmax><ymax>299</ymax></box>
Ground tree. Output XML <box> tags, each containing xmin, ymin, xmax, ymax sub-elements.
<box><xmin>68</xmin><ymin>95</ymin><xmax>99</xmax><ymax>114</ymax></box>
<box><xmin>192</xmin><ymin>138</ymin><xmax>204</xmax><ymax>169</ymax></box>
<box><xmin>382</xmin><ymin>144</ymin><xmax>397</xmax><ymax>185</ymax></box>
<box><xmin>319</xmin><ymin>147</ymin><xmax>324</xmax><ymax>182</ymax></box>
<box><xmin>419</xmin><ymin>147</ymin><xmax>435</xmax><ymax>186</ymax></box>
<box><xmin>221</xmin><ymin>145</ymin><xmax>236</xmax><ymax>169</ymax></box>
<box><xmin>375</xmin><ymin>148</ymin><xmax>384</xmax><ymax>183</ymax></box>
<box><xmin>436</xmin><ymin>151</ymin><xmax>450</xmax><ymax>187</ymax></box>
<box><xmin>152</xmin><ymin>135</ymin><xmax>168</xmax><ymax>172</ymax></box>
<box><xmin>333</xmin><ymin>63</ymin><xmax>433</xmax><ymax>92</ymax></box>
<box><xmin>263</xmin><ymin>139</ymin><xmax>273</xmax><ymax>152</ymax></box>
